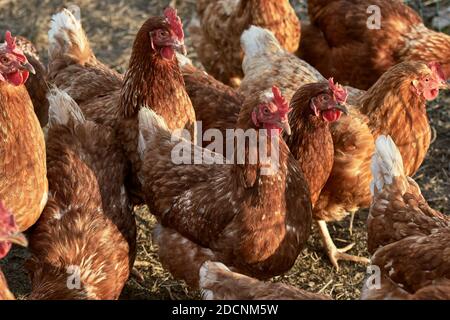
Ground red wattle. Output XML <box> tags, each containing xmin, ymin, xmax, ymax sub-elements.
<box><xmin>161</xmin><ymin>47</ymin><xmax>175</xmax><ymax>60</ymax></box>
<box><xmin>424</xmin><ymin>88</ymin><xmax>439</xmax><ymax>101</ymax></box>
<box><xmin>322</xmin><ymin>109</ymin><xmax>342</xmax><ymax>122</ymax></box>
<box><xmin>6</xmin><ymin>71</ymin><xmax>24</xmax><ymax>86</ymax></box>
<box><xmin>0</xmin><ymin>242</ymin><xmax>12</xmax><ymax>259</ymax></box>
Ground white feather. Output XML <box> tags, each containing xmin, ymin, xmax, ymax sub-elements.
<box><xmin>370</xmin><ymin>135</ymin><xmax>405</xmax><ymax>195</ymax></box>
<box><xmin>47</xmin><ymin>88</ymin><xmax>85</xmax><ymax>127</ymax></box>
<box><xmin>240</xmin><ymin>26</ymin><xmax>281</xmax><ymax>59</ymax></box>
<box><xmin>48</xmin><ymin>8</ymin><xmax>85</xmax><ymax>57</ymax></box>
<box><xmin>138</xmin><ymin>108</ymin><xmax>169</xmax><ymax>159</ymax></box>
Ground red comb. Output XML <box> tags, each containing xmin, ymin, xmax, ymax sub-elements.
<box><xmin>5</xmin><ymin>31</ymin><xmax>15</xmax><ymax>51</ymax></box>
<box><xmin>428</xmin><ymin>61</ymin><xmax>447</xmax><ymax>82</ymax></box>
<box><xmin>328</xmin><ymin>78</ymin><xmax>348</xmax><ymax>104</ymax></box>
<box><xmin>3</xmin><ymin>30</ymin><xmax>26</xmax><ymax>62</ymax></box>
<box><xmin>272</xmin><ymin>86</ymin><xmax>291</xmax><ymax>117</ymax></box>
<box><xmin>164</xmin><ymin>7</ymin><xmax>184</xmax><ymax>42</ymax></box>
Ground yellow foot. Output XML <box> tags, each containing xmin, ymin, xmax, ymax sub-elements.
<box><xmin>316</xmin><ymin>220</ymin><xmax>370</xmax><ymax>271</ymax></box>
<box><xmin>327</xmin><ymin>242</ymin><xmax>370</xmax><ymax>271</ymax></box>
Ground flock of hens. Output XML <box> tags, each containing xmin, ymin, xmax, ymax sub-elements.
<box><xmin>0</xmin><ymin>0</ymin><xmax>449</xmax><ymax>300</ymax></box>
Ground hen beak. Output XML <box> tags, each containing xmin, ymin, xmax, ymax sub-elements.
<box><xmin>439</xmin><ymin>80</ymin><xmax>450</xmax><ymax>90</ymax></box>
<box><xmin>280</xmin><ymin>120</ymin><xmax>291</xmax><ymax>136</ymax></box>
<box><xmin>335</xmin><ymin>103</ymin><xmax>349</xmax><ymax>115</ymax></box>
<box><xmin>0</xmin><ymin>232</ymin><xmax>28</xmax><ymax>247</ymax></box>
<box><xmin>172</xmin><ymin>40</ymin><xmax>187</xmax><ymax>56</ymax></box>
<box><xmin>19</xmin><ymin>61</ymin><xmax>35</xmax><ymax>75</ymax></box>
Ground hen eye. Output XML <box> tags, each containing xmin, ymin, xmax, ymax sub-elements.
<box><xmin>158</xmin><ymin>30</ymin><xmax>169</xmax><ymax>37</ymax></box>
<box><xmin>263</xmin><ymin>107</ymin><xmax>270</xmax><ymax>115</ymax></box>
<box><xmin>0</xmin><ymin>56</ymin><xmax>9</xmax><ymax>64</ymax></box>
<box><xmin>321</xmin><ymin>95</ymin><xmax>330</xmax><ymax>101</ymax></box>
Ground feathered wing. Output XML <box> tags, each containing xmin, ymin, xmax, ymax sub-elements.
<box><xmin>179</xmin><ymin>54</ymin><xmax>243</xmax><ymax>141</ymax></box>
<box><xmin>362</xmin><ymin>230</ymin><xmax>450</xmax><ymax>300</ymax></box>
<box><xmin>199</xmin><ymin>261</ymin><xmax>331</xmax><ymax>300</ymax></box>
<box><xmin>27</xmin><ymin>88</ymin><xmax>134</xmax><ymax>299</ymax></box>
<box><xmin>138</xmin><ymin>108</ymin><xmax>237</xmax><ymax>247</ymax></box>
<box><xmin>47</xmin><ymin>8</ymin><xmax>122</xmax><ymax>127</ymax></box>
<box><xmin>367</xmin><ymin>136</ymin><xmax>448</xmax><ymax>253</ymax></box>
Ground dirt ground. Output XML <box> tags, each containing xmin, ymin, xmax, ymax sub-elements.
<box><xmin>0</xmin><ymin>0</ymin><xmax>448</xmax><ymax>300</ymax></box>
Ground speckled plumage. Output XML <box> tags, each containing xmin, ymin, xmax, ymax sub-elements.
<box><xmin>26</xmin><ymin>90</ymin><xmax>136</xmax><ymax>300</ymax></box>
<box><xmin>300</xmin><ymin>0</ymin><xmax>450</xmax><ymax>90</ymax></box>
<box><xmin>362</xmin><ymin>138</ymin><xmax>449</xmax><ymax>299</ymax></box>
<box><xmin>47</xmin><ymin>9</ymin><xmax>196</xmax><ymax>204</ymax></box>
<box><xmin>0</xmin><ymin>82</ymin><xmax>48</xmax><ymax>232</ymax></box>
<box><xmin>315</xmin><ymin>61</ymin><xmax>433</xmax><ymax>222</ymax></box>
<box><xmin>139</xmin><ymin>93</ymin><xmax>312</xmax><ymax>288</ymax></box>
<box><xmin>191</xmin><ymin>0</ymin><xmax>300</xmax><ymax>86</ymax></box>
<box><xmin>180</xmin><ymin>57</ymin><xmax>243</xmax><ymax>150</ymax></box>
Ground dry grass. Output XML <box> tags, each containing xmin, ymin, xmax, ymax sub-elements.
<box><xmin>0</xmin><ymin>0</ymin><xmax>448</xmax><ymax>300</ymax></box>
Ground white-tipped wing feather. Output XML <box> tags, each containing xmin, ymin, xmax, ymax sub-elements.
<box><xmin>48</xmin><ymin>8</ymin><xmax>90</xmax><ymax>61</ymax></box>
<box><xmin>138</xmin><ymin>108</ymin><xmax>169</xmax><ymax>160</ymax></box>
<box><xmin>240</xmin><ymin>26</ymin><xmax>282</xmax><ymax>60</ymax></box>
<box><xmin>47</xmin><ymin>88</ymin><xmax>85</xmax><ymax>127</ymax></box>
<box><xmin>370</xmin><ymin>135</ymin><xmax>405</xmax><ymax>195</ymax></box>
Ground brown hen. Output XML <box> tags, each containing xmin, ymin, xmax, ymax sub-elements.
<box><xmin>300</xmin><ymin>0</ymin><xmax>450</xmax><ymax>89</ymax></box>
<box><xmin>47</xmin><ymin>8</ymin><xmax>196</xmax><ymax>204</ymax></box>
<box><xmin>26</xmin><ymin>89</ymin><xmax>136</xmax><ymax>300</ymax></box>
<box><xmin>0</xmin><ymin>31</ymin><xmax>47</xmax><ymax>232</ymax></box>
<box><xmin>191</xmin><ymin>0</ymin><xmax>300</xmax><ymax>86</ymax></box>
<box><xmin>361</xmin><ymin>135</ymin><xmax>450</xmax><ymax>300</ymax></box>
<box><xmin>138</xmin><ymin>87</ymin><xmax>312</xmax><ymax>288</ymax></box>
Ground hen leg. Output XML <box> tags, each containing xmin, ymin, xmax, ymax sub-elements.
<box><xmin>348</xmin><ymin>210</ymin><xmax>356</xmax><ymax>236</ymax></box>
<box><xmin>316</xmin><ymin>220</ymin><xmax>369</xmax><ymax>271</ymax></box>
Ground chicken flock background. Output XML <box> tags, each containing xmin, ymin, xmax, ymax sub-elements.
<box><xmin>0</xmin><ymin>0</ymin><xmax>449</xmax><ymax>300</ymax></box>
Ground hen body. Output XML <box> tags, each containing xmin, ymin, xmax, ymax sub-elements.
<box><xmin>47</xmin><ymin>9</ymin><xmax>196</xmax><ymax>203</ymax></box>
<box><xmin>191</xmin><ymin>0</ymin><xmax>300</xmax><ymax>86</ymax></box>
<box><xmin>138</xmin><ymin>94</ymin><xmax>312</xmax><ymax>287</ymax></box>
<box><xmin>362</xmin><ymin>136</ymin><xmax>450</xmax><ymax>300</ymax></box>
<box><xmin>0</xmin><ymin>82</ymin><xmax>47</xmax><ymax>232</ymax></box>
<box><xmin>26</xmin><ymin>90</ymin><xmax>136</xmax><ymax>300</ymax></box>
<box><xmin>300</xmin><ymin>0</ymin><xmax>450</xmax><ymax>89</ymax></box>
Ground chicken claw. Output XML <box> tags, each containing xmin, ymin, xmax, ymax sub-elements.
<box><xmin>316</xmin><ymin>220</ymin><xmax>370</xmax><ymax>271</ymax></box>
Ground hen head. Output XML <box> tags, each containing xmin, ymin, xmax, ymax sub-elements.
<box><xmin>309</xmin><ymin>78</ymin><xmax>349</xmax><ymax>122</ymax></box>
<box><xmin>411</xmin><ymin>62</ymin><xmax>449</xmax><ymax>101</ymax></box>
<box><xmin>0</xmin><ymin>201</ymin><xmax>27</xmax><ymax>260</ymax></box>
<box><xmin>252</xmin><ymin>86</ymin><xmax>292</xmax><ymax>136</ymax></box>
<box><xmin>138</xmin><ymin>7</ymin><xmax>186</xmax><ymax>61</ymax></box>
<box><xmin>0</xmin><ymin>31</ymin><xmax>35</xmax><ymax>86</ymax></box>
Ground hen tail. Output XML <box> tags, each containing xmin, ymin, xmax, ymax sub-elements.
<box><xmin>241</xmin><ymin>26</ymin><xmax>282</xmax><ymax>60</ymax></box>
<box><xmin>370</xmin><ymin>135</ymin><xmax>406</xmax><ymax>196</ymax></box>
<box><xmin>48</xmin><ymin>7</ymin><xmax>93</xmax><ymax>65</ymax></box>
<box><xmin>47</xmin><ymin>88</ymin><xmax>85</xmax><ymax>128</ymax></box>
<box><xmin>138</xmin><ymin>108</ymin><xmax>169</xmax><ymax>161</ymax></box>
